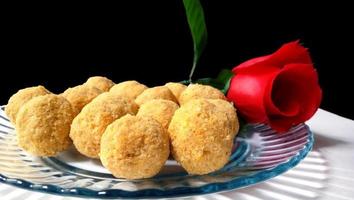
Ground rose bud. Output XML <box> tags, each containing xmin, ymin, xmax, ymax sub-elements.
<box><xmin>227</xmin><ymin>41</ymin><xmax>322</xmax><ymax>132</ymax></box>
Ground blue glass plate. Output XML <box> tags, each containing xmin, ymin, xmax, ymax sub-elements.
<box><xmin>0</xmin><ymin>106</ymin><xmax>313</xmax><ymax>199</ymax></box>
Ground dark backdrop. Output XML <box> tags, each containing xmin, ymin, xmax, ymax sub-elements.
<box><xmin>1</xmin><ymin>1</ymin><xmax>353</xmax><ymax>119</ymax></box>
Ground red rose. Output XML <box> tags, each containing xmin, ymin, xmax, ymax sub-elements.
<box><xmin>227</xmin><ymin>41</ymin><xmax>322</xmax><ymax>132</ymax></box>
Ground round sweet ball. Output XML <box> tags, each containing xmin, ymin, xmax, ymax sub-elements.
<box><xmin>135</xmin><ymin>86</ymin><xmax>177</xmax><ymax>106</ymax></box>
<box><xmin>15</xmin><ymin>94</ymin><xmax>75</xmax><ymax>156</ymax></box>
<box><xmin>165</xmin><ymin>82</ymin><xmax>187</xmax><ymax>101</ymax></box>
<box><xmin>207</xmin><ymin>99</ymin><xmax>239</xmax><ymax>137</ymax></box>
<box><xmin>109</xmin><ymin>80</ymin><xmax>147</xmax><ymax>100</ymax></box>
<box><xmin>100</xmin><ymin>114</ymin><xmax>170</xmax><ymax>179</ymax></box>
<box><xmin>168</xmin><ymin>99</ymin><xmax>237</xmax><ymax>175</ymax></box>
<box><xmin>5</xmin><ymin>86</ymin><xmax>51</xmax><ymax>124</ymax></box>
<box><xmin>61</xmin><ymin>85</ymin><xmax>103</xmax><ymax>115</ymax></box>
<box><xmin>85</xmin><ymin>76</ymin><xmax>115</xmax><ymax>92</ymax></box>
<box><xmin>178</xmin><ymin>84</ymin><xmax>226</xmax><ymax>105</ymax></box>
<box><xmin>70</xmin><ymin>92</ymin><xmax>138</xmax><ymax>158</ymax></box>
<box><xmin>137</xmin><ymin>99</ymin><xmax>179</xmax><ymax>129</ymax></box>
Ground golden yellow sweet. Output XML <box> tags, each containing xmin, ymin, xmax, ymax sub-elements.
<box><xmin>85</xmin><ymin>76</ymin><xmax>115</xmax><ymax>92</ymax></box>
<box><xmin>61</xmin><ymin>85</ymin><xmax>103</xmax><ymax>114</ymax></box>
<box><xmin>179</xmin><ymin>84</ymin><xmax>226</xmax><ymax>105</ymax></box>
<box><xmin>70</xmin><ymin>92</ymin><xmax>138</xmax><ymax>158</ymax></box>
<box><xmin>100</xmin><ymin>114</ymin><xmax>170</xmax><ymax>179</ymax></box>
<box><xmin>109</xmin><ymin>80</ymin><xmax>148</xmax><ymax>100</ymax></box>
<box><xmin>135</xmin><ymin>86</ymin><xmax>177</xmax><ymax>106</ymax></box>
<box><xmin>137</xmin><ymin>99</ymin><xmax>179</xmax><ymax>129</ymax></box>
<box><xmin>168</xmin><ymin>99</ymin><xmax>238</xmax><ymax>175</ymax></box>
<box><xmin>165</xmin><ymin>82</ymin><xmax>187</xmax><ymax>101</ymax></box>
<box><xmin>5</xmin><ymin>86</ymin><xmax>51</xmax><ymax>124</ymax></box>
<box><xmin>208</xmin><ymin>99</ymin><xmax>239</xmax><ymax>137</ymax></box>
<box><xmin>15</xmin><ymin>94</ymin><xmax>75</xmax><ymax>156</ymax></box>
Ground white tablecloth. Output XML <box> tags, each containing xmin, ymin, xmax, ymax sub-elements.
<box><xmin>1</xmin><ymin>109</ymin><xmax>353</xmax><ymax>200</ymax></box>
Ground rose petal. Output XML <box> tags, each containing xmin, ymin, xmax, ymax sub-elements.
<box><xmin>233</xmin><ymin>40</ymin><xmax>312</xmax><ymax>74</ymax></box>
<box><xmin>229</xmin><ymin>41</ymin><xmax>321</xmax><ymax>132</ymax></box>
<box><xmin>268</xmin><ymin>40</ymin><xmax>312</xmax><ymax>66</ymax></box>
<box><xmin>277</xmin><ymin>63</ymin><xmax>321</xmax><ymax>122</ymax></box>
<box><xmin>265</xmin><ymin>64</ymin><xmax>322</xmax><ymax>131</ymax></box>
<box><xmin>232</xmin><ymin>55</ymin><xmax>271</xmax><ymax>73</ymax></box>
<box><xmin>263</xmin><ymin>70</ymin><xmax>301</xmax><ymax>118</ymax></box>
<box><xmin>227</xmin><ymin>66</ymin><xmax>279</xmax><ymax>123</ymax></box>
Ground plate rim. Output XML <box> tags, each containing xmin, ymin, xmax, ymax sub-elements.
<box><xmin>0</xmin><ymin>105</ymin><xmax>314</xmax><ymax>199</ymax></box>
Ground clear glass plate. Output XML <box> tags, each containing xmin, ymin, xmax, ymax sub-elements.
<box><xmin>0</xmin><ymin>105</ymin><xmax>313</xmax><ymax>199</ymax></box>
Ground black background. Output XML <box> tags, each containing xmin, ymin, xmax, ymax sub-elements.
<box><xmin>1</xmin><ymin>1</ymin><xmax>353</xmax><ymax>119</ymax></box>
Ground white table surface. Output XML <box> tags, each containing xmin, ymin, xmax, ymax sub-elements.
<box><xmin>1</xmin><ymin>109</ymin><xmax>353</xmax><ymax>200</ymax></box>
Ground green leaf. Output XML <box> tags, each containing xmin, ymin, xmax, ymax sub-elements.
<box><xmin>216</xmin><ymin>69</ymin><xmax>234</xmax><ymax>94</ymax></box>
<box><xmin>181</xmin><ymin>69</ymin><xmax>234</xmax><ymax>94</ymax></box>
<box><xmin>216</xmin><ymin>69</ymin><xmax>234</xmax><ymax>83</ymax></box>
<box><xmin>180</xmin><ymin>79</ymin><xmax>191</xmax><ymax>85</ymax></box>
<box><xmin>195</xmin><ymin>78</ymin><xmax>225</xmax><ymax>89</ymax></box>
<box><xmin>182</xmin><ymin>0</ymin><xmax>208</xmax><ymax>81</ymax></box>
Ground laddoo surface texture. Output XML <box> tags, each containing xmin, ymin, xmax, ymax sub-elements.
<box><xmin>207</xmin><ymin>99</ymin><xmax>239</xmax><ymax>137</ymax></box>
<box><xmin>165</xmin><ymin>82</ymin><xmax>187</xmax><ymax>101</ymax></box>
<box><xmin>5</xmin><ymin>86</ymin><xmax>51</xmax><ymax>124</ymax></box>
<box><xmin>168</xmin><ymin>99</ymin><xmax>237</xmax><ymax>175</ymax></box>
<box><xmin>85</xmin><ymin>76</ymin><xmax>115</xmax><ymax>92</ymax></box>
<box><xmin>109</xmin><ymin>81</ymin><xmax>147</xmax><ymax>100</ymax></box>
<box><xmin>135</xmin><ymin>86</ymin><xmax>177</xmax><ymax>106</ymax></box>
<box><xmin>15</xmin><ymin>94</ymin><xmax>75</xmax><ymax>156</ymax></box>
<box><xmin>179</xmin><ymin>84</ymin><xmax>226</xmax><ymax>105</ymax></box>
<box><xmin>100</xmin><ymin>114</ymin><xmax>170</xmax><ymax>179</ymax></box>
<box><xmin>62</xmin><ymin>85</ymin><xmax>103</xmax><ymax>114</ymax></box>
<box><xmin>137</xmin><ymin>99</ymin><xmax>179</xmax><ymax>129</ymax></box>
<box><xmin>70</xmin><ymin>92</ymin><xmax>138</xmax><ymax>158</ymax></box>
